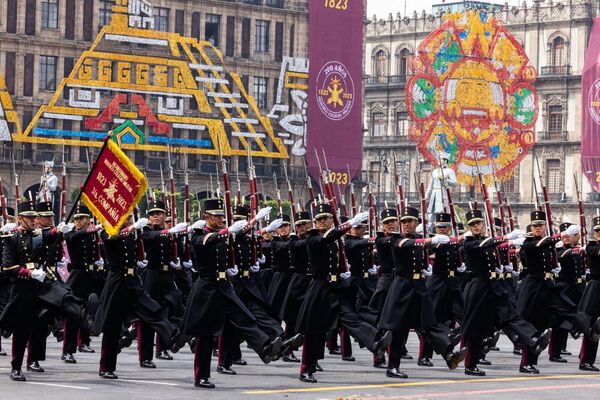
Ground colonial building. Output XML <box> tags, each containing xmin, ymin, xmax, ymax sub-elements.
<box><xmin>363</xmin><ymin>0</ymin><xmax>600</xmax><ymax>229</ymax></box>
<box><xmin>0</xmin><ymin>0</ymin><xmax>309</xmax><ymax>212</ymax></box>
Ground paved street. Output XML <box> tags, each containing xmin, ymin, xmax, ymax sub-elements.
<box><xmin>1</xmin><ymin>334</ymin><xmax>599</xmax><ymax>399</ymax></box>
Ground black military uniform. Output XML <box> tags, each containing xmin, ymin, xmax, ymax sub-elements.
<box><xmin>258</xmin><ymin>234</ymin><xmax>274</xmax><ymax>290</ymax></box>
<box><xmin>517</xmin><ymin>210</ymin><xmax>594</xmax><ymax>373</ymax></box>
<box><xmin>267</xmin><ymin>218</ymin><xmax>295</xmax><ymax>322</ymax></box>
<box><xmin>92</xmin><ymin>221</ymin><xmax>177</xmax><ymax>379</ymax></box>
<box><xmin>578</xmin><ymin>216</ymin><xmax>600</xmax><ymax>371</ymax></box>
<box><xmin>419</xmin><ymin>213</ymin><xmax>464</xmax><ymax>366</ymax></box>
<box><xmin>63</xmin><ymin>204</ymin><xmax>105</xmax><ymax>362</ymax></box>
<box><xmin>139</xmin><ymin>200</ymin><xmax>184</xmax><ymax>366</ymax></box>
<box><xmin>549</xmin><ymin>222</ymin><xmax>586</xmax><ymax>362</ymax></box>
<box><xmin>181</xmin><ymin>199</ymin><xmax>282</xmax><ymax>389</ymax></box>
<box><xmin>378</xmin><ymin>207</ymin><xmax>463</xmax><ymax>378</ymax></box>
<box><xmin>0</xmin><ymin>201</ymin><xmax>84</xmax><ymax>381</ymax></box>
<box><xmin>0</xmin><ymin>206</ymin><xmax>16</xmax><ymax>356</ymax></box>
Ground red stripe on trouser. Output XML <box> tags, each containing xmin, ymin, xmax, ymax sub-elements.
<box><xmin>217</xmin><ymin>336</ymin><xmax>223</xmax><ymax>365</ymax></box>
<box><xmin>548</xmin><ymin>331</ymin><xmax>556</xmax><ymax>356</ymax></box>
<box><xmin>300</xmin><ymin>336</ymin><xmax>309</xmax><ymax>374</ymax></box>
<box><xmin>580</xmin><ymin>336</ymin><xmax>586</xmax><ymax>364</ymax></box>
<box><xmin>418</xmin><ymin>336</ymin><xmax>425</xmax><ymax>359</ymax></box>
<box><xmin>521</xmin><ymin>347</ymin><xmax>528</xmax><ymax>366</ymax></box>
<box><xmin>62</xmin><ymin>320</ymin><xmax>68</xmax><ymax>353</ymax></box>
<box><xmin>77</xmin><ymin>329</ymin><xmax>82</xmax><ymax>348</ymax></box>
<box><xmin>194</xmin><ymin>336</ymin><xmax>201</xmax><ymax>380</ymax></box>
<box><xmin>156</xmin><ymin>334</ymin><xmax>161</xmax><ymax>353</ymax></box>
<box><xmin>136</xmin><ymin>321</ymin><xmax>143</xmax><ymax>362</ymax></box>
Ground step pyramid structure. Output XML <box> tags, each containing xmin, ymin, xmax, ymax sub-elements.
<box><xmin>10</xmin><ymin>0</ymin><xmax>288</xmax><ymax>159</ymax></box>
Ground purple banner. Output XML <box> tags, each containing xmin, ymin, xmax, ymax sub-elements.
<box><xmin>306</xmin><ymin>0</ymin><xmax>364</xmax><ymax>192</ymax></box>
<box><xmin>582</xmin><ymin>18</ymin><xmax>600</xmax><ymax>193</ymax></box>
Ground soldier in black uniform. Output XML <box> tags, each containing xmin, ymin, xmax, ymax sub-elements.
<box><xmin>0</xmin><ymin>200</ymin><xmax>84</xmax><ymax>381</ymax></box>
<box><xmin>181</xmin><ymin>198</ymin><xmax>283</xmax><ymax>389</ymax></box>
<box><xmin>91</xmin><ymin>213</ymin><xmax>179</xmax><ymax>379</ymax></box>
<box><xmin>578</xmin><ymin>216</ymin><xmax>600</xmax><ymax>371</ymax></box>
<box><xmin>418</xmin><ymin>212</ymin><xmax>465</xmax><ymax>367</ymax></box>
<box><xmin>62</xmin><ymin>204</ymin><xmax>105</xmax><ymax>363</ymax></box>
<box><xmin>139</xmin><ymin>199</ymin><xmax>188</xmax><ymax>366</ymax></box>
<box><xmin>517</xmin><ymin>210</ymin><xmax>598</xmax><ymax>373</ymax></box>
<box><xmin>267</xmin><ymin>215</ymin><xmax>295</xmax><ymax>326</ymax></box>
<box><xmin>378</xmin><ymin>207</ymin><xmax>466</xmax><ymax>379</ymax></box>
<box><xmin>461</xmin><ymin>209</ymin><xmax>551</xmax><ymax>376</ymax></box>
<box><xmin>258</xmin><ymin>230</ymin><xmax>274</xmax><ymax>291</ymax></box>
<box><xmin>0</xmin><ymin>206</ymin><xmax>16</xmax><ymax>357</ymax></box>
<box><xmin>548</xmin><ymin>222</ymin><xmax>586</xmax><ymax>363</ymax></box>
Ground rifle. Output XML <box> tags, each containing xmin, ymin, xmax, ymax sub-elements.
<box><xmin>183</xmin><ymin>157</ymin><xmax>191</xmax><ymax>263</ymax></box>
<box><xmin>273</xmin><ymin>172</ymin><xmax>283</xmax><ymax>215</ymax></box>
<box><xmin>347</xmin><ymin>164</ymin><xmax>357</xmax><ymax>218</ymax></box>
<box><xmin>60</xmin><ymin>163</ymin><xmax>67</xmax><ymax>222</ymax></box>
<box><xmin>0</xmin><ymin>177</ymin><xmax>8</xmax><ymax>225</ymax></box>
<box><xmin>534</xmin><ymin>154</ymin><xmax>559</xmax><ymax>270</ymax></box>
<box><xmin>12</xmin><ymin>153</ymin><xmax>20</xmax><ymax>208</ymax></box>
<box><xmin>337</xmin><ymin>180</ymin><xmax>348</xmax><ymax>218</ymax></box>
<box><xmin>282</xmin><ymin>160</ymin><xmax>296</xmax><ymax>226</ymax></box>
<box><xmin>304</xmin><ymin>158</ymin><xmax>316</xmax><ymax>210</ymax></box>
<box><xmin>574</xmin><ymin>173</ymin><xmax>587</xmax><ymax>245</ymax></box>
<box><xmin>246</xmin><ymin>149</ymin><xmax>259</xmax><ymax>264</ymax></box>
<box><xmin>167</xmin><ymin>149</ymin><xmax>179</xmax><ymax>264</ymax></box>
<box><xmin>474</xmin><ymin>158</ymin><xmax>494</xmax><ymax>237</ymax></box>
<box><xmin>366</xmin><ymin>180</ymin><xmax>377</xmax><ymax>268</ymax></box>
<box><xmin>216</xmin><ymin>134</ymin><xmax>236</xmax><ymax>269</ymax></box>
<box><xmin>321</xmin><ymin>148</ymin><xmax>339</xmax><ymax>213</ymax></box>
<box><xmin>236</xmin><ymin>170</ymin><xmax>242</xmax><ymax>206</ymax></box>
<box><xmin>159</xmin><ymin>164</ymin><xmax>167</xmax><ymax>205</ymax></box>
<box><xmin>489</xmin><ymin>159</ymin><xmax>507</xmax><ymax>235</ymax></box>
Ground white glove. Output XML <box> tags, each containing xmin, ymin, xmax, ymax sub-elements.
<box><xmin>511</xmin><ymin>237</ymin><xmax>526</xmax><ymax>247</ymax></box>
<box><xmin>182</xmin><ymin>259</ymin><xmax>193</xmax><ymax>270</ymax></box>
<box><xmin>512</xmin><ymin>270</ymin><xmax>520</xmax><ymax>277</ymax></box>
<box><xmin>566</xmin><ymin>224</ymin><xmax>581</xmax><ymax>236</ymax></box>
<box><xmin>368</xmin><ymin>265</ymin><xmax>379</xmax><ymax>275</ymax></box>
<box><xmin>250</xmin><ymin>263</ymin><xmax>260</xmax><ymax>273</ymax></box>
<box><xmin>348</xmin><ymin>211</ymin><xmax>369</xmax><ymax>227</ymax></box>
<box><xmin>94</xmin><ymin>258</ymin><xmax>104</xmax><ymax>268</ymax></box>
<box><xmin>57</xmin><ymin>222</ymin><xmax>72</xmax><ymax>234</ymax></box>
<box><xmin>191</xmin><ymin>220</ymin><xmax>206</xmax><ymax>231</ymax></box>
<box><xmin>255</xmin><ymin>206</ymin><xmax>272</xmax><ymax>222</ymax></box>
<box><xmin>457</xmin><ymin>263</ymin><xmax>467</xmax><ymax>273</ymax></box>
<box><xmin>229</xmin><ymin>220</ymin><xmax>248</xmax><ymax>235</ymax></box>
<box><xmin>506</xmin><ymin>229</ymin><xmax>525</xmax><ymax>241</ymax></box>
<box><xmin>57</xmin><ymin>257</ymin><xmax>68</xmax><ymax>270</ymax></box>
<box><xmin>226</xmin><ymin>265</ymin><xmax>239</xmax><ymax>277</ymax></box>
<box><xmin>31</xmin><ymin>269</ymin><xmax>46</xmax><ymax>282</ymax></box>
<box><xmin>265</xmin><ymin>218</ymin><xmax>284</xmax><ymax>233</ymax></box>
<box><xmin>169</xmin><ymin>222</ymin><xmax>188</xmax><ymax>235</ymax></box>
<box><xmin>137</xmin><ymin>260</ymin><xmax>148</xmax><ymax>269</ymax></box>
<box><xmin>133</xmin><ymin>218</ymin><xmax>149</xmax><ymax>230</ymax></box>
<box><xmin>0</xmin><ymin>222</ymin><xmax>17</xmax><ymax>233</ymax></box>
<box><xmin>169</xmin><ymin>258</ymin><xmax>181</xmax><ymax>270</ymax></box>
<box><xmin>416</xmin><ymin>223</ymin><xmax>424</xmax><ymax>235</ymax></box>
<box><xmin>505</xmin><ymin>263</ymin><xmax>514</xmax><ymax>272</ymax></box>
<box><xmin>463</xmin><ymin>230</ymin><xmax>473</xmax><ymax>237</ymax></box>
<box><xmin>340</xmin><ymin>271</ymin><xmax>351</xmax><ymax>280</ymax></box>
<box><xmin>257</xmin><ymin>254</ymin><xmax>266</xmax><ymax>264</ymax></box>
<box><xmin>552</xmin><ymin>264</ymin><xmax>562</xmax><ymax>275</ymax></box>
<box><xmin>421</xmin><ymin>266</ymin><xmax>433</xmax><ymax>277</ymax></box>
<box><xmin>431</xmin><ymin>234</ymin><xmax>450</xmax><ymax>245</ymax></box>
<box><xmin>495</xmin><ymin>266</ymin><xmax>504</xmax><ymax>274</ymax></box>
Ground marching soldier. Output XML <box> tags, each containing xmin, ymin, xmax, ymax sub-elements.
<box><xmin>578</xmin><ymin>215</ymin><xmax>600</xmax><ymax>371</ymax></box>
<box><xmin>92</xmin><ymin>214</ymin><xmax>179</xmax><ymax>379</ymax></box>
<box><xmin>62</xmin><ymin>204</ymin><xmax>105</xmax><ymax>363</ymax></box>
<box><xmin>0</xmin><ymin>200</ymin><xmax>84</xmax><ymax>381</ymax></box>
<box><xmin>0</xmin><ymin>206</ymin><xmax>16</xmax><ymax>357</ymax></box>
<box><xmin>517</xmin><ymin>211</ymin><xmax>599</xmax><ymax>373</ymax></box>
<box><xmin>267</xmin><ymin>215</ymin><xmax>295</xmax><ymax>326</ymax></box>
<box><xmin>181</xmin><ymin>198</ymin><xmax>284</xmax><ymax>389</ymax></box>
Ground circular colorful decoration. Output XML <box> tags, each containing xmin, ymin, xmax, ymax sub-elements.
<box><xmin>405</xmin><ymin>10</ymin><xmax>538</xmax><ymax>185</ymax></box>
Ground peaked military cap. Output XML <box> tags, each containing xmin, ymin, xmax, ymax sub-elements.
<box><xmin>434</xmin><ymin>212</ymin><xmax>452</xmax><ymax>227</ymax></box>
<box><xmin>294</xmin><ymin>211</ymin><xmax>312</xmax><ymax>225</ymax></box>
<box><xmin>277</xmin><ymin>213</ymin><xmax>291</xmax><ymax>225</ymax></box>
<box><xmin>1</xmin><ymin>206</ymin><xmax>16</xmax><ymax>219</ymax></box>
<box><xmin>314</xmin><ymin>203</ymin><xmax>333</xmax><ymax>220</ymax></box>
<box><xmin>457</xmin><ymin>222</ymin><xmax>465</xmax><ymax>233</ymax></box>
<box><xmin>73</xmin><ymin>203</ymin><xmax>91</xmax><ymax>218</ymax></box>
<box><xmin>381</xmin><ymin>208</ymin><xmax>398</xmax><ymax>223</ymax></box>
<box><xmin>530</xmin><ymin>210</ymin><xmax>547</xmax><ymax>225</ymax></box>
<box><xmin>147</xmin><ymin>199</ymin><xmax>166</xmax><ymax>214</ymax></box>
<box><xmin>204</xmin><ymin>198</ymin><xmax>225</xmax><ymax>216</ymax></box>
<box><xmin>494</xmin><ymin>217</ymin><xmax>502</xmax><ymax>228</ymax></box>
<box><xmin>593</xmin><ymin>216</ymin><xmax>600</xmax><ymax>230</ymax></box>
<box><xmin>35</xmin><ymin>201</ymin><xmax>54</xmax><ymax>217</ymax></box>
<box><xmin>18</xmin><ymin>201</ymin><xmax>38</xmax><ymax>217</ymax></box>
<box><xmin>465</xmin><ymin>209</ymin><xmax>484</xmax><ymax>225</ymax></box>
<box><xmin>559</xmin><ymin>222</ymin><xmax>572</xmax><ymax>233</ymax></box>
<box><xmin>400</xmin><ymin>206</ymin><xmax>419</xmax><ymax>222</ymax></box>
<box><xmin>233</xmin><ymin>205</ymin><xmax>250</xmax><ymax>220</ymax></box>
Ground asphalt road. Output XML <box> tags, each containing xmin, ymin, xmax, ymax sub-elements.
<box><xmin>1</xmin><ymin>334</ymin><xmax>599</xmax><ymax>400</ymax></box>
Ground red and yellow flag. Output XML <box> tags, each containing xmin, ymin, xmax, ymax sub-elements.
<box><xmin>80</xmin><ymin>135</ymin><xmax>147</xmax><ymax>236</ymax></box>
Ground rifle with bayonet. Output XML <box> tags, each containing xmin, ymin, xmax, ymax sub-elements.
<box><xmin>216</xmin><ymin>135</ymin><xmax>236</xmax><ymax>272</ymax></box>
<box><xmin>348</xmin><ymin>164</ymin><xmax>357</xmax><ymax>218</ymax></box>
<box><xmin>167</xmin><ymin>149</ymin><xmax>179</xmax><ymax>264</ymax></box>
<box><xmin>282</xmin><ymin>160</ymin><xmax>296</xmax><ymax>225</ymax></box>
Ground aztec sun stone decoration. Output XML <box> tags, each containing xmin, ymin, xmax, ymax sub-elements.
<box><xmin>405</xmin><ymin>10</ymin><xmax>538</xmax><ymax>185</ymax></box>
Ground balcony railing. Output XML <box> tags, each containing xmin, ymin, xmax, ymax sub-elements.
<box><xmin>537</xmin><ymin>131</ymin><xmax>568</xmax><ymax>141</ymax></box>
<box><xmin>365</xmin><ymin>74</ymin><xmax>409</xmax><ymax>87</ymax></box>
<box><xmin>364</xmin><ymin>134</ymin><xmax>412</xmax><ymax>145</ymax></box>
<box><xmin>540</xmin><ymin>65</ymin><xmax>572</xmax><ymax>76</ymax></box>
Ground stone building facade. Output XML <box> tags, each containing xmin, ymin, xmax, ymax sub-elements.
<box><xmin>363</xmin><ymin>0</ymin><xmax>600</xmax><ymax>229</ymax></box>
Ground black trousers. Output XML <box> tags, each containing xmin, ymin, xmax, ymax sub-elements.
<box><xmin>194</xmin><ymin>335</ymin><xmax>215</xmax><ymax>381</ymax></box>
<box><xmin>300</xmin><ymin>334</ymin><xmax>326</xmax><ymax>374</ymax></box>
<box><xmin>26</xmin><ymin>317</ymin><xmax>48</xmax><ymax>364</ymax></box>
<box><xmin>548</xmin><ymin>328</ymin><xmax>569</xmax><ymax>357</ymax></box>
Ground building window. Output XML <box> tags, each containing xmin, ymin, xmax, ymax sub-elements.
<box><xmin>253</xmin><ymin>77</ymin><xmax>268</xmax><ymax>110</ymax></box>
<box><xmin>205</xmin><ymin>14</ymin><xmax>221</xmax><ymax>46</ymax></box>
<box><xmin>41</xmin><ymin>0</ymin><xmax>59</xmax><ymax>29</ymax></box>
<box><xmin>99</xmin><ymin>1</ymin><xmax>114</xmax><ymax>28</ymax></box>
<box><xmin>266</xmin><ymin>0</ymin><xmax>283</xmax><ymax>6</ymax></box>
<box><xmin>375</xmin><ymin>50</ymin><xmax>387</xmax><ymax>82</ymax></box>
<box><xmin>397</xmin><ymin>48</ymin><xmax>410</xmax><ymax>76</ymax></box>
<box><xmin>372</xmin><ymin>112</ymin><xmax>386</xmax><ymax>136</ymax></box>
<box><xmin>255</xmin><ymin>20</ymin><xmax>270</xmax><ymax>53</ymax></box>
<box><xmin>546</xmin><ymin>159</ymin><xmax>561</xmax><ymax>194</ymax></box>
<box><xmin>503</xmin><ymin>173</ymin><xmax>517</xmax><ymax>194</ymax></box>
<box><xmin>551</xmin><ymin>36</ymin><xmax>566</xmax><ymax>66</ymax></box>
<box><xmin>370</xmin><ymin>161</ymin><xmax>381</xmax><ymax>184</ymax></box>
<box><xmin>40</xmin><ymin>56</ymin><xmax>57</xmax><ymax>91</ymax></box>
<box><xmin>396</xmin><ymin>111</ymin><xmax>408</xmax><ymax>136</ymax></box>
<box><xmin>154</xmin><ymin>7</ymin><xmax>169</xmax><ymax>32</ymax></box>
<box><xmin>547</xmin><ymin>105</ymin><xmax>563</xmax><ymax>138</ymax></box>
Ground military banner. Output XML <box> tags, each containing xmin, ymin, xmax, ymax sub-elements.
<box><xmin>306</xmin><ymin>0</ymin><xmax>364</xmax><ymax>191</ymax></box>
<box><xmin>582</xmin><ymin>18</ymin><xmax>600</xmax><ymax>193</ymax></box>
<box><xmin>80</xmin><ymin>135</ymin><xmax>147</xmax><ymax>236</ymax></box>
